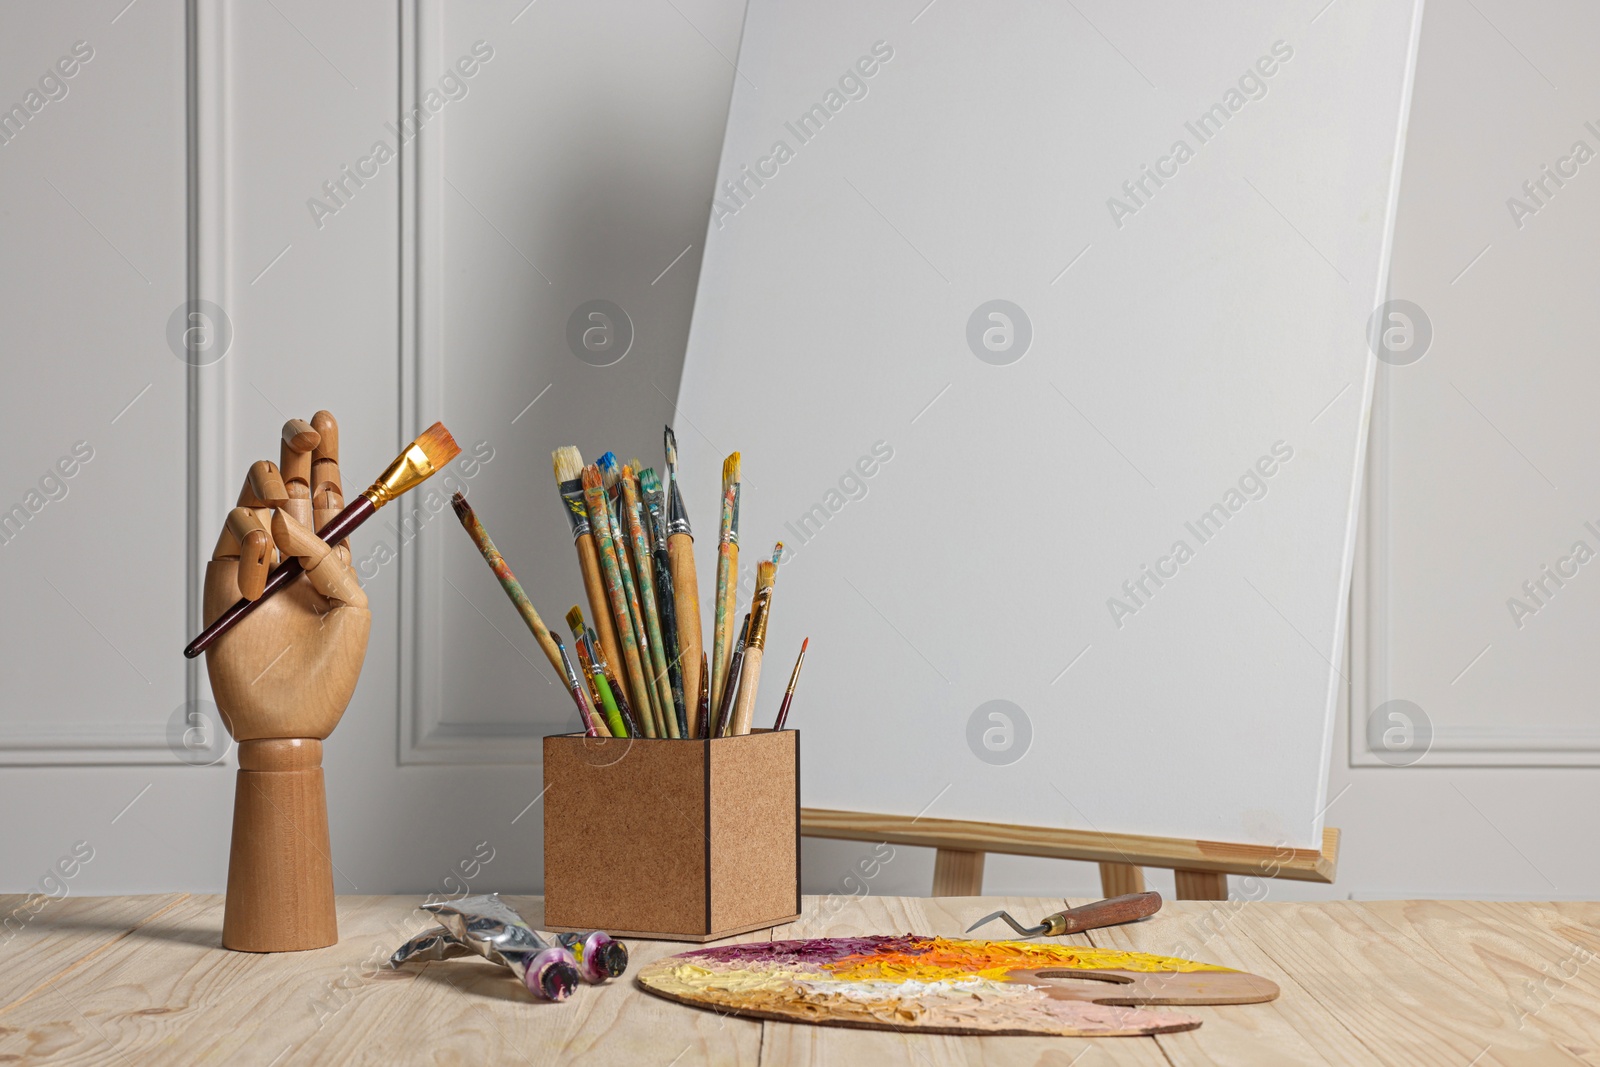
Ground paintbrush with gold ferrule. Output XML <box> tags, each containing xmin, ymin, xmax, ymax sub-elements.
<box><xmin>185</xmin><ymin>423</ymin><xmax>460</xmax><ymax>657</ymax></box>
<box><xmin>710</xmin><ymin>451</ymin><xmax>741</xmax><ymax>711</ymax></box>
<box><xmin>730</xmin><ymin>558</ymin><xmax>777</xmax><ymax>735</ymax></box>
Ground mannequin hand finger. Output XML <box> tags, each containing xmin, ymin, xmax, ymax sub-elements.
<box><xmin>218</xmin><ymin>508</ymin><xmax>273</xmax><ymax>598</ymax></box>
<box><xmin>280</xmin><ymin>419</ymin><xmax>319</xmax><ymax>529</ymax></box>
<box><xmin>302</xmin><ymin>540</ymin><xmax>366</xmax><ymax>608</ymax></box>
<box><xmin>310</xmin><ymin>411</ymin><xmax>346</xmax><ymax>548</ymax></box>
<box><xmin>237</xmin><ymin>460</ymin><xmax>287</xmax><ymax>508</ymax></box>
<box><xmin>270</xmin><ymin>508</ymin><xmax>367</xmax><ymax>609</ymax></box>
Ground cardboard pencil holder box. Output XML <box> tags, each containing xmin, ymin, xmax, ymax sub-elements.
<box><xmin>542</xmin><ymin>729</ymin><xmax>800</xmax><ymax>942</ymax></box>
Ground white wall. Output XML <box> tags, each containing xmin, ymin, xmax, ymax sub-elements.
<box><xmin>3</xmin><ymin>0</ymin><xmax>1596</xmax><ymax>904</ymax></box>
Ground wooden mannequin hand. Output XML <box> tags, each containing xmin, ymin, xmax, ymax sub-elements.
<box><xmin>202</xmin><ymin>412</ymin><xmax>371</xmax><ymax>742</ymax></box>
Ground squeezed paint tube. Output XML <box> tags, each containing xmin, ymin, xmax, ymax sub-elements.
<box><xmin>553</xmin><ymin>930</ymin><xmax>629</xmax><ymax>982</ymax></box>
<box><xmin>388</xmin><ymin>893</ymin><xmax>580</xmax><ymax>1002</ymax></box>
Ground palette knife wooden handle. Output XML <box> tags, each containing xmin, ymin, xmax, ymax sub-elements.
<box><xmin>1039</xmin><ymin>891</ymin><xmax>1162</xmax><ymax>936</ymax></box>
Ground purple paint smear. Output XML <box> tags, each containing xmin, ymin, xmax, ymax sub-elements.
<box><xmin>685</xmin><ymin>936</ymin><xmax>933</xmax><ymax>967</ymax></box>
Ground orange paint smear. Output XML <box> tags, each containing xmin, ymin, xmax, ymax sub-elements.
<box><xmin>823</xmin><ymin>938</ymin><xmax>1230</xmax><ymax>984</ymax></box>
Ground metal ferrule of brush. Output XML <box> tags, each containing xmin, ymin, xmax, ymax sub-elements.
<box><xmin>667</xmin><ymin>483</ymin><xmax>692</xmax><ymax>538</ymax></box>
<box><xmin>557</xmin><ymin>478</ymin><xmax>591</xmax><ymax>541</ymax></box>
<box><xmin>747</xmin><ymin>589</ymin><xmax>772</xmax><ymax>651</ymax></box>
<box><xmin>643</xmin><ymin>495</ymin><xmax>667</xmax><ymax>547</ymax></box>
<box><xmin>723</xmin><ymin>485</ymin><xmax>741</xmax><ymax>546</ymax></box>
<box><xmin>364</xmin><ymin>442</ymin><xmax>439</xmax><ymax>508</ymax></box>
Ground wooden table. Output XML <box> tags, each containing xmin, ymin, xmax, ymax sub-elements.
<box><xmin>2</xmin><ymin>894</ymin><xmax>1596</xmax><ymax>1065</ymax></box>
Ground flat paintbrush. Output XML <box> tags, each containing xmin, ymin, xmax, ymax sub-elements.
<box><xmin>186</xmin><ymin>422</ymin><xmax>460</xmax><ymax>657</ymax></box>
<box><xmin>710</xmin><ymin>452</ymin><xmax>741</xmax><ymax>711</ymax></box>
<box><xmin>553</xmin><ymin>447</ymin><xmax>625</xmax><ymax>677</ymax></box>
<box><xmin>664</xmin><ymin>426</ymin><xmax>705</xmax><ymax>737</ymax></box>
<box><xmin>730</xmin><ymin>559</ymin><xmax>776</xmax><ymax>736</ymax></box>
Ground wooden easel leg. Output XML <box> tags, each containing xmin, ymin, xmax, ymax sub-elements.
<box><xmin>930</xmin><ymin>849</ymin><xmax>985</xmax><ymax>896</ymax></box>
<box><xmin>1098</xmin><ymin>862</ymin><xmax>1145</xmax><ymax>897</ymax></box>
<box><xmin>1174</xmin><ymin>870</ymin><xmax>1228</xmax><ymax>901</ymax></box>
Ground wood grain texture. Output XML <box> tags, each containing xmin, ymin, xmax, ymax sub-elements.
<box><xmin>5</xmin><ymin>896</ymin><xmax>1597</xmax><ymax>1064</ymax></box>
<box><xmin>577</xmin><ymin>534</ymin><xmax>626</xmax><ymax>690</ymax></box>
<box><xmin>0</xmin><ymin>895</ymin><xmax>191</xmax><ymax>1015</ymax></box>
<box><xmin>802</xmin><ymin>809</ymin><xmax>1339</xmax><ymax>883</ymax></box>
<box><xmin>1101</xmin><ymin>862</ymin><xmax>1146</xmax><ymax>897</ymax></box>
<box><xmin>1174</xmin><ymin>871</ymin><xmax>1229</xmax><ymax>902</ymax></box>
<box><xmin>223</xmin><ymin>739</ymin><xmax>337</xmax><ymax>952</ymax></box>
<box><xmin>930</xmin><ymin>849</ymin><xmax>984</xmax><ymax>897</ymax></box>
<box><xmin>1091</xmin><ymin>896</ymin><xmax>1378</xmax><ymax>1065</ymax></box>
<box><xmin>667</xmin><ymin>533</ymin><xmax>704</xmax><ymax>738</ymax></box>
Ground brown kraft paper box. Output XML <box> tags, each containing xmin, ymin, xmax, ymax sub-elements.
<box><xmin>542</xmin><ymin>729</ymin><xmax>800</xmax><ymax>941</ymax></box>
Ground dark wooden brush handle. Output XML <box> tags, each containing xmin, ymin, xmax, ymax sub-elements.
<box><xmin>1049</xmin><ymin>891</ymin><xmax>1162</xmax><ymax>935</ymax></box>
<box><xmin>184</xmin><ymin>496</ymin><xmax>376</xmax><ymax>658</ymax></box>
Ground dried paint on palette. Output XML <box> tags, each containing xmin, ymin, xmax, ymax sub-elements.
<box><xmin>637</xmin><ymin>935</ymin><xmax>1269</xmax><ymax>1038</ymax></box>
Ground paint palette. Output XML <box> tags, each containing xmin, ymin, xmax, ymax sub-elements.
<box><xmin>637</xmin><ymin>935</ymin><xmax>1278</xmax><ymax>1037</ymax></box>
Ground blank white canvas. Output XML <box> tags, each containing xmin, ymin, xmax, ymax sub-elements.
<box><xmin>675</xmin><ymin>0</ymin><xmax>1423</xmax><ymax>848</ymax></box>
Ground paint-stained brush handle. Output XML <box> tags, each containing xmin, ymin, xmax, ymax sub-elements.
<box><xmin>1042</xmin><ymin>892</ymin><xmax>1162</xmax><ymax>936</ymax></box>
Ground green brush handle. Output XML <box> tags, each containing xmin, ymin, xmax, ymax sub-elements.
<box><xmin>591</xmin><ymin>669</ymin><xmax>628</xmax><ymax>739</ymax></box>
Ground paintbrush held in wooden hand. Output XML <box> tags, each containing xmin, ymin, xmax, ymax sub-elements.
<box><xmin>186</xmin><ymin>422</ymin><xmax>460</xmax><ymax>657</ymax></box>
<box><xmin>710</xmin><ymin>452</ymin><xmax>741</xmax><ymax>711</ymax></box>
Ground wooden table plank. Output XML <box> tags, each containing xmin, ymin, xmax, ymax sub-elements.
<box><xmin>292</xmin><ymin>896</ymin><xmax>768</xmax><ymax>1067</ymax></box>
<box><xmin>1356</xmin><ymin>901</ymin><xmax>1600</xmax><ymax>1056</ymax></box>
<box><xmin>1222</xmin><ymin>901</ymin><xmax>1589</xmax><ymax>1066</ymax></box>
<box><xmin>0</xmin><ymin>895</ymin><xmax>767</xmax><ymax>1067</ymax></box>
<box><xmin>1085</xmin><ymin>898</ymin><xmax>1375</xmax><ymax>1066</ymax></box>
<box><xmin>4</xmin><ymin>896</ymin><xmax>1598</xmax><ymax>1065</ymax></box>
<box><xmin>0</xmin><ymin>894</ymin><xmax>188</xmax><ymax>1016</ymax></box>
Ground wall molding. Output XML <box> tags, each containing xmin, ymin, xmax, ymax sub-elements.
<box><xmin>0</xmin><ymin>0</ymin><xmax>231</xmax><ymax>767</ymax></box>
<box><xmin>396</xmin><ymin>0</ymin><xmax>536</xmax><ymax>764</ymax></box>
<box><xmin>1351</xmin><ymin>360</ymin><xmax>1600</xmax><ymax>768</ymax></box>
